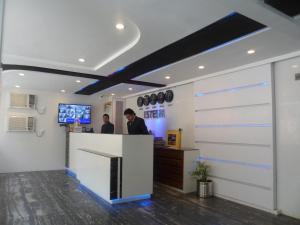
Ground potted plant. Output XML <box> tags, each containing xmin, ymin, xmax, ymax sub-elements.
<box><xmin>191</xmin><ymin>161</ymin><xmax>213</xmax><ymax>198</ymax></box>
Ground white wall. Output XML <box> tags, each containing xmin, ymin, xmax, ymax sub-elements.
<box><xmin>124</xmin><ymin>83</ymin><xmax>194</xmax><ymax>148</ymax></box>
<box><xmin>0</xmin><ymin>87</ymin><xmax>104</xmax><ymax>173</ymax></box>
<box><xmin>194</xmin><ymin>64</ymin><xmax>275</xmax><ymax>211</ymax></box>
<box><xmin>275</xmin><ymin>56</ymin><xmax>300</xmax><ymax>219</ymax></box>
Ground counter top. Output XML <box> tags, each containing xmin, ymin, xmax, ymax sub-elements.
<box><xmin>77</xmin><ymin>148</ymin><xmax>120</xmax><ymax>158</ymax></box>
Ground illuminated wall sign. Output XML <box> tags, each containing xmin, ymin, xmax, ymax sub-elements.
<box><xmin>144</xmin><ymin>109</ymin><xmax>165</xmax><ymax>119</ymax></box>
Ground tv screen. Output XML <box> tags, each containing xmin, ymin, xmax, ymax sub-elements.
<box><xmin>58</xmin><ymin>104</ymin><xmax>91</xmax><ymax>124</ymax></box>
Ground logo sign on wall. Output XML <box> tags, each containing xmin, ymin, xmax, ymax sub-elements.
<box><xmin>165</xmin><ymin>90</ymin><xmax>174</xmax><ymax>103</ymax></box>
<box><xmin>157</xmin><ymin>92</ymin><xmax>165</xmax><ymax>104</ymax></box>
<box><xmin>150</xmin><ymin>93</ymin><xmax>157</xmax><ymax>105</ymax></box>
<box><xmin>137</xmin><ymin>90</ymin><xmax>174</xmax><ymax>107</ymax></box>
<box><xmin>144</xmin><ymin>109</ymin><xmax>165</xmax><ymax>119</ymax></box>
<box><xmin>137</xmin><ymin>90</ymin><xmax>174</xmax><ymax>119</ymax></box>
<box><xmin>143</xmin><ymin>95</ymin><xmax>150</xmax><ymax>106</ymax></box>
<box><xmin>137</xmin><ymin>97</ymin><xmax>144</xmax><ymax>107</ymax></box>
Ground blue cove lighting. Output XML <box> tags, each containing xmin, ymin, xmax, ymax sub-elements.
<box><xmin>195</xmin><ymin>123</ymin><xmax>272</xmax><ymax>128</ymax></box>
<box><xmin>195</xmin><ymin>81</ymin><xmax>269</xmax><ymax>97</ymax></box>
<box><xmin>198</xmin><ymin>156</ymin><xmax>272</xmax><ymax>170</ymax></box>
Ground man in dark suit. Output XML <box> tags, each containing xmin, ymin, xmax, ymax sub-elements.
<box><xmin>101</xmin><ymin>114</ymin><xmax>114</xmax><ymax>134</ymax></box>
<box><xmin>124</xmin><ymin>108</ymin><xmax>149</xmax><ymax>135</ymax></box>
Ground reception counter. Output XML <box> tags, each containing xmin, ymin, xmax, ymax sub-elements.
<box><xmin>67</xmin><ymin>133</ymin><xmax>153</xmax><ymax>204</ymax></box>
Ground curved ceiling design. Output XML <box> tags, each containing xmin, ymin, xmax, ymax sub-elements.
<box><xmin>93</xmin><ymin>20</ymin><xmax>140</xmax><ymax>71</ymax></box>
<box><xmin>2</xmin><ymin>0</ymin><xmax>140</xmax><ymax>72</ymax></box>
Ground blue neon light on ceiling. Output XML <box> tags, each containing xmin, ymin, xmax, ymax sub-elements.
<box><xmin>114</xmin><ymin>66</ymin><xmax>126</xmax><ymax>74</ymax></box>
<box><xmin>195</xmin><ymin>81</ymin><xmax>269</xmax><ymax>97</ymax></box>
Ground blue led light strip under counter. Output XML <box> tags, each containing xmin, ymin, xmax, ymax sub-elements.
<box><xmin>110</xmin><ymin>194</ymin><xmax>152</xmax><ymax>204</ymax></box>
<box><xmin>66</xmin><ymin>168</ymin><xmax>77</xmax><ymax>179</ymax></box>
<box><xmin>66</xmin><ymin>169</ymin><xmax>151</xmax><ymax>205</ymax></box>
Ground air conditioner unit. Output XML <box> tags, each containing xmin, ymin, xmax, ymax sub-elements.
<box><xmin>10</xmin><ymin>93</ymin><xmax>37</xmax><ymax>109</ymax></box>
<box><xmin>8</xmin><ymin>116</ymin><xmax>35</xmax><ymax>132</ymax></box>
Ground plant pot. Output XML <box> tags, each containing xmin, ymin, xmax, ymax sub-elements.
<box><xmin>196</xmin><ymin>180</ymin><xmax>213</xmax><ymax>198</ymax></box>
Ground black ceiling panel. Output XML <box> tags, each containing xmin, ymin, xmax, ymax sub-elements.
<box><xmin>124</xmin><ymin>80</ymin><xmax>165</xmax><ymax>88</ymax></box>
<box><xmin>76</xmin><ymin>12</ymin><xmax>267</xmax><ymax>95</ymax></box>
<box><xmin>1</xmin><ymin>63</ymin><xmax>165</xmax><ymax>88</ymax></box>
<box><xmin>2</xmin><ymin>64</ymin><xmax>107</xmax><ymax>79</ymax></box>
<box><xmin>264</xmin><ymin>0</ymin><xmax>300</xmax><ymax>17</ymax></box>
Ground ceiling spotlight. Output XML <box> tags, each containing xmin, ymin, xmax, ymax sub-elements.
<box><xmin>76</xmin><ymin>80</ymin><xmax>81</xmax><ymax>83</ymax></box>
<box><xmin>61</xmin><ymin>89</ymin><xmax>66</xmax><ymax>93</ymax></box>
<box><xmin>15</xmin><ymin>85</ymin><xmax>20</xmax><ymax>88</ymax></box>
<box><xmin>247</xmin><ymin>49</ymin><xmax>255</xmax><ymax>54</ymax></box>
<box><xmin>115</xmin><ymin>23</ymin><xmax>125</xmax><ymax>30</ymax></box>
<box><xmin>128</xmin><ymin>87</ymin><xmax>133</xmax><ymax>91</ymax></box>
<box><xmin>292</xmin><ymin>64</ymin><xmax>299</xmax><ymax>69</ymax></box>
<box><xmin>198</xmin><ymin>65</ymin><xmax>205</xmax><ymax>70</ymax></box>
<box><xmin>165</xmin><ymin>76</ymin><xmax>171</xmax><ymax>80</ymax></box>
<box><xmin>19</xmin><ymin>73</ymin><xmax>25</xmax><ymax>76</ymax></box>
<box><xmin>78</xmin><ymin>58</ymin><xmax>85</xmax><ymax>63</ymax></box>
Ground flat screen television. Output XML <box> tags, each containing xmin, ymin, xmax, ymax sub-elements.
<box><xmin>58</xmin><ymin>103</ymin><xmax>91</xmax><ymax>124</ymax></box>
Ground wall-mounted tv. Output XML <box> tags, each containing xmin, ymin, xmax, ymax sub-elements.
<box><xmin>58</xmin><ymin>103</ymin><xmax>91</xmax><ymax>124</ymax></box>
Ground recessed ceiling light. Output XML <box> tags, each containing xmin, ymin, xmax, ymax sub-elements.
<box><xmin>76</xmin><ymin>80</ymin><xmax>81</xmax><ymax>83</ymax></box>
<box><xmin>198</xmin><ymin>65</ymin><xmax>205</xmax><ymax>70</ymax></box>
<box><xmin>247</xmin><ymin>49</ymin><xmax>255</xmax><ymax>54</ymax></box>
<box><xmin>165</xmin><ymin>76</ymin><xmax>171</xmax><ymax>80</ymax></box>
<box><xmin>128</xmin><ymin>87</ymin><xmax>133</xmax><ymax>91</ymax></box>
<box><xmin>61</xmin><ymin>89</ymin><xmax>66</xmax><ymax>93</ymax></box>
<box><xmin>111</xmin><ymin>93</ymin><xmax>115</xmax><ymax>96</ymax></box>
<box><xmin>115</xmin><ymin>23</ymin><xmax>125</xmax><ymax>30</ymax></box>
<box><xmin>15</xmin><ymin>85</ymin><xmax>20</xmax><ymax>88</ymax></box>
<box><xmin>292</xmin><ymin>64</ymin><xmax>299</xmax><ymax>69</ymax></box>
<box><xmin>19</xmin><ymin>73</ymin><xmax>25</xmax><ymax>76</ymax></box>
<box><xmin>78</xmin><ymin>58</ymin><xmax>85</xmax><ymax>63</ymax></box>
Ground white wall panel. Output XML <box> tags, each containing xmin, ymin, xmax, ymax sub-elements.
<box><xmin>199</xmin><ymin>144</ymin><xmax>273</xmax><ymax>166</ymax></box>
<box><xmin>213</xmin><ymin>177</ymin><xmax>274</xmax><ymax>211</ymax></box>
<box><xmin>195</xmin><ymin>104</ymin><xmax>272</xmax><ymax>124</ymax></box>
<box><xmin>195</xmin><ymin>88</ymin><xmax>270</xmax><ymax>110</ymax></box>
<box><xmin>194</xmin><ymin>64</ymin><xmax>275</xmax><ymax>211</ymax></box>
<box><xmin>275</xmin><ymin>56</ymin><xmax>300</xmax><ymax>219</ymax></box>
<box><xmin>195</xmin><ymin>127</ymin><xmax>272</xmax><ymax>145</ymax></box>
<box><xmin>194</xmin><ymin>65</ymin><xmax>271</xmax><ymax>93</ymax></box>
<box><xmin>201</xmin><ymin>159</ymin><xmax>273</xmax><ymax>188</ymax></box>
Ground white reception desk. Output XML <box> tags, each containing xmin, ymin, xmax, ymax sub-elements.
<box><xmin>68</xmin><ymin>133</ymin><xmax>153</xmax><ymax>204</ymax></box>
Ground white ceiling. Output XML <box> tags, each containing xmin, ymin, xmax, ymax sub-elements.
<box><xmin>1</xmin><ymin>70</ymin><xmax>97</xmax><ymax>93</ymax></box>
<box><xmin>1</xmin><ymin>0</ymin><xmax>300</xmax><ymax>97</ymax></box>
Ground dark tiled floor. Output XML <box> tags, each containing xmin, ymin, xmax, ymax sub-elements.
<box><xmin>0</xmin><ymin>170</ymin><xmax>299</xmax><ymax>225</ymax></box>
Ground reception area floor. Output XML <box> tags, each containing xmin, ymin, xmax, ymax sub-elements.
<box><xmin>0</xmin><ymin>170</ymin><xmax>299</xmax><ymax>225</ymax></box>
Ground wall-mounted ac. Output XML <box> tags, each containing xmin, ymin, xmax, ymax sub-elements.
<box><xmin>8</xmin><ymin>116</ymin><xmax>36</xmax><ymax>132</ymax></box>
<box><xmin>10</xmin><ymin>93</ymin><xmax>37</xmax><ymax>109</ymax></box>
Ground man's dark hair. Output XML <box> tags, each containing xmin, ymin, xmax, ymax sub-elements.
<box><xmin>124</xmin><ymin>108</ymin><xmax>135</xmax><ymax>116</ymax></box>
<box><xmin>103</xmin><ymin>114</ymin><xmax>109</xmax><ymax>119</ymax></box>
